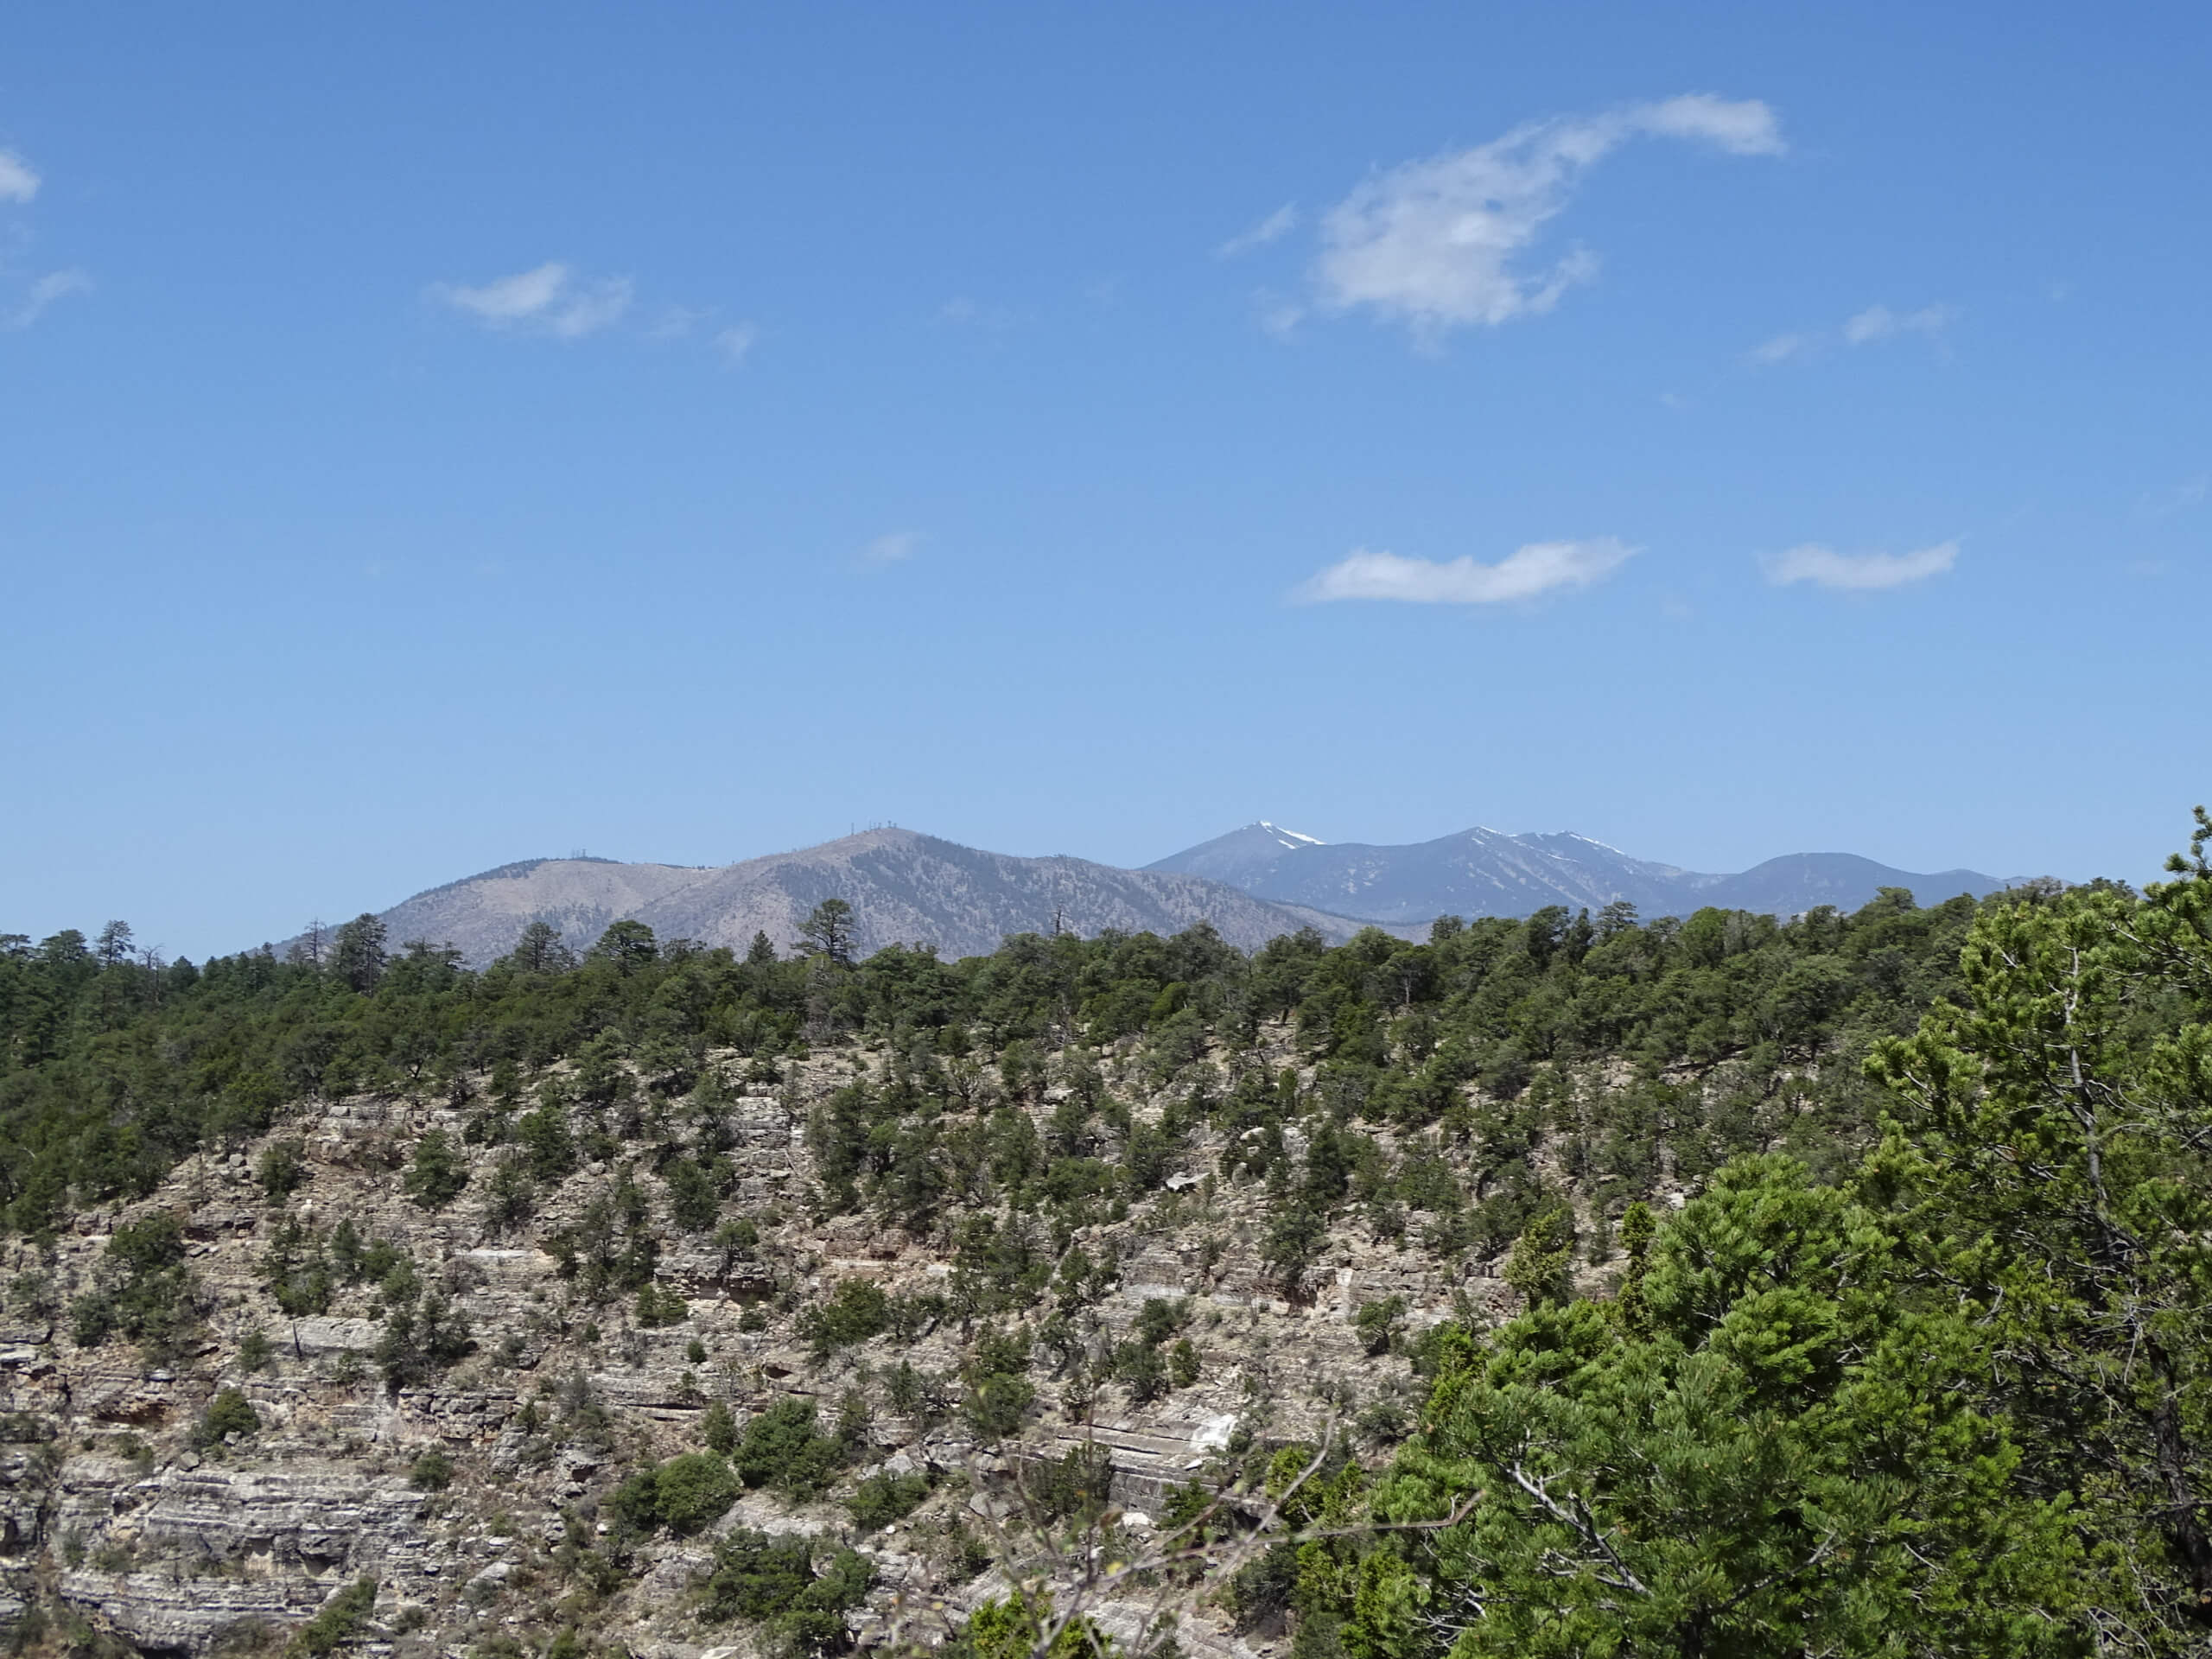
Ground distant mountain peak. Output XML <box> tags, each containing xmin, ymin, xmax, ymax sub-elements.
<box><xmin>1151</xmin><ymin>821</ymin><xmax>2013</xmax><ymax>925</ymax></box>
<box><xmin>308</xmin><ymin>829</ymin><xmax>1403</xmax><ymax>968</ymax></box>
<box><xmin>1143</xmin><ymin>821</ymin><xmax>1336</xmax><ymax>887</ymax></box>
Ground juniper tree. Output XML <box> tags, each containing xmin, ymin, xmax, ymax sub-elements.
<box><xmin>1347</xmin><ymin>1158</ymin><xmax>2083</xmax><ymax>1656</ymax></box>
<box><xmin>403</xmin><ymin>1128</ymin><xmax>469</xmax><ymax>1210</ymax></box>
<box><xmin>1868</xmin><ymin>807</ymin><xmax>2212</xmax><ymax>1642</ymax></box>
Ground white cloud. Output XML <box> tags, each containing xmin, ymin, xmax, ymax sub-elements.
<box><xmin>546</xmin><ymin>276</ymin><xmax>632</xmax><ymax>339</ymax></box>
<box><xmin>1217</xmin><ymin>203</ymin><xmax>1299</xmax><ymax>259</ymax></box>
<box><xmin>861</xmin><ymin>531</ymin><xmax>919</xmax><ymax>568</ymax></box>
<box><xmin>1844</xmin><ymin>302</ymin><xmax>1955</xmax><ymax>345</ymax></box>
<box><xmin>646</xmin><ymin>306</ymin><xmax>759</xmax><ymax>366</ymax></box>
<box><xmin>1296</xmin><ymin>537</ymin><xmax>1636</xmax><ymax>604</ymax></box>
<box><xmin>1750</xmin><ymin>302</ymin><xmax>1955</xmax><ymax>365</ymax></box>
<box><xmin>440</xmin><ymin>261</ymin><xmax>568</xmax><ymax>321</ymax></box>
<box><xmin>1312</xmin><ymin>94</ymin><xmax>1781</xmax><ymax>335</ymax></box>
<box><xmin>0</xmin><ymin>149</ymin><xmax>39</xmax><ymax>204</ymax></box>
<box><xmin>432</xmin><ymin>261</ymin><xmax>633</xmax><ymax>338</ymax></box>
<box><xmin>430</xmin><ymin>264</ymin><xmax>756</xmax><ymax>365</ymax></box>
<box><xmin>9</xmin><ymin>268</ymin><xmax>89</xmax><ymax>328</ymax></box>
<box><xmin>1635</xmin><ymin>93</ymin><xmax>1788</xmax><ymax>155</ymax></box>
<box><xmin>1763</xmin><ymin>540</ymin><xmax>1957</xmax><ymax>591</ymax></box>
<box><xmin>646</xmin><ymin>303</ymin><xmax>709</xmax><ymax>340</ymax></box>
<box><xmin>714</xmin><ymin>323</ymin><xmax>756</xmax><ymax>365</ymax></box>
<box><xmin>0</xmin><ymin>155</ymin><xmax>91</xmax><ymax>327</ymax></box>
<box><xmin>1252</xmin><ymin>292</ymin><xmax>1306</xmax><ymax>337</ymax></box>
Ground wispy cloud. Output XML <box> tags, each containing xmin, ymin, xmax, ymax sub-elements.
<box><xmin>0</xmin><ymin>151</ymin><xmax>90</xmax><ymax>328</ymax></box>
<box><xmin>645</xmin><ymin>304</ymin><xmax>759</xmax><ymax>369</ymax></box>
<box><xmin>1763</xmin><ymin>540</ymin><xmax>1957</xmax><ymax>591</ymax></box>
<box><xmin>431</xmin><ymin>261</ymin><xmax>634</xmax><ymax>339</ymax></box>
<box><xmin>8</xmin><ymin>268</ymin><xmax>89</xmax><ymax>329</ymax></box>
<box><xmin>1255</xmin><ymin>292</ymin><xmax>1306</xmax><ymax>338</ymax></box>
<box><xmin>860</xmin><ymin>531</ymin><xmax>919</xmax><ymax>569</ymax></box>
<box><xmin>0</xmin><ymin>149</ymin><xmax>38</xmax><ymax>204</ymax></box>
<box><xmin>1309</xmin><ymin>95</ymin><xmax>1782</xmax><ymax>337</ymax></box>
<box><xmin>645</xmin><ymin>303</ymin><xmax>711</xmax><ymax>341</ymax></box>
<box><xmin>714</xmin><ymin>323</ymin><xmax>757</xmax><ymax>366</ymax></box>
<box><xmin>1842</xmin><ymin>302</ymin><xmax>1956</xmax><ymax>345</ymax></box>
<box><xmin>429</xmin><ymin>261</ymin><xmax>760</xmax><ymax>365</ymax></box>
<box><xmin>437</xmin><ymin>262</ymin><xmax>566</xmax><ymax>323</ymax></box>
<box><xmin>1296</xmin><ymin>537</ymin><xmax>1636</xmax><ymax>604</ymax></box>
<box><xmin>1751</xmin><ymin>302</ymin><xmax>1956</xmax><ymax>365</ymax></box>
<box><xmin>1217</xmin><ymin>203</ymin><xmax>1298</xmax><ymax>259</ymax></box>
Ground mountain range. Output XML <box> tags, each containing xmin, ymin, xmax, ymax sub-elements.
<box><xmin>347</xmin><ymin>829</ymin><xmax>1387</xmax><ymax>967</ymax></box>
<box><xmin>317</xmin><ymin>820</ymin><xmax>2021</xmax><ymax>969</ymax></box>
<box><xmin>1146</xmin><ymin>822</ymin><xmax>2013</xmax><ymax>924</ymax></box>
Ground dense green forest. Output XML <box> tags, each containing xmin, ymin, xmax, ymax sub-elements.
<box><xmin>0</xmin><ymin>874</ymin><xmax>1974</xmax><ymax>1243</ymax></box>
<box><xmin>8</xmin><ymin>811</ymin><xmax>2212</xmax><ymax>1655</ymax></box>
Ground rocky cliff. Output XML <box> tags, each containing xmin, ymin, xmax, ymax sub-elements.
<box><xmin>0</xmin><ymin>1022</ymin><xmax>1680</xmax><ymax>1658</ymax></box>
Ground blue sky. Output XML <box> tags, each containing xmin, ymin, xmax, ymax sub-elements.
<box><xmin>4</xmin><ymin>2</ymin><xmax>2208</xmax><ymax>957</ymax></box>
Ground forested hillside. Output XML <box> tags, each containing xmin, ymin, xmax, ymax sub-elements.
<box><xmin>1</xmin><ymin>816</ymin><xmax>2209</xmax><ymax>1656</ymax></box>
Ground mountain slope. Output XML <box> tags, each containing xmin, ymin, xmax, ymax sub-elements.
<box><xmin>1150</xmin><ymin>822</ymin><xmax>2013</xmax><ymax>923</ymax></box>
<box><xmin>353</xmin><ymin>830</ymin><xmax>1394</xmax><ymax>966</ymax></box>
<box><xmin>368</xmin><ymin>856</ymin><xmax>716</xmax><ymax>963</ymax></box>
<box><xmin>1148</xmin><ymin>821</ymin><xmax>1329</xmax><ymax>887</ymax></box>
<box><xmin>1691</xmin><ymin>852</ymin><xmax>2012</xmax><ymax>916</ymax></box>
